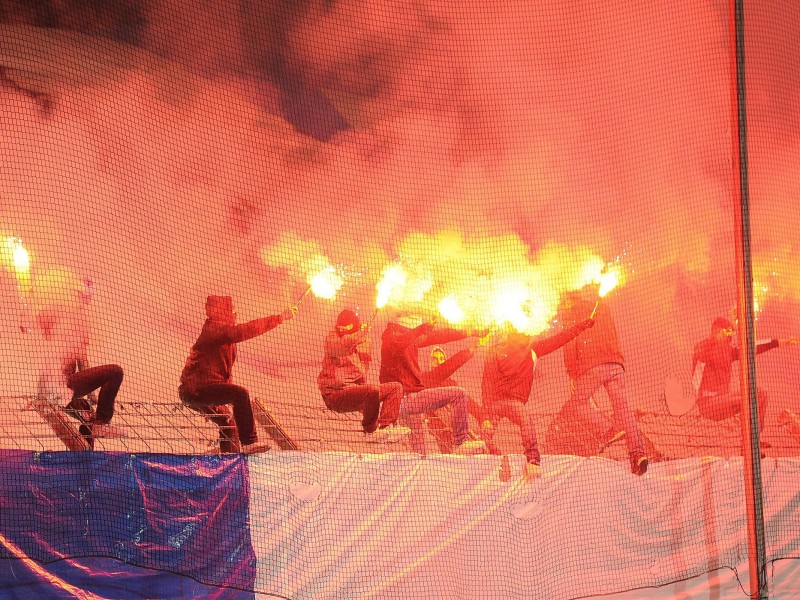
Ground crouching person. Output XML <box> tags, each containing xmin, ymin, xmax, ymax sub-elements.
<box><xmin>318</xmin><ymin>309</ymin><xmax>409</xmax><ymax>442</ymax></box>
<box><xmin>179</xmin><ymin>295</ymin><xmax>296</xmax><ymax>455</ymax></box>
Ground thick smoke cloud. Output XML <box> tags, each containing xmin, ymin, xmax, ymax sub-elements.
<box><xmin>1</xmin><ymin>0</ymin><xmax>799</xmax><ymax>428</ymax></box>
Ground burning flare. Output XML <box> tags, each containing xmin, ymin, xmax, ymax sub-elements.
<box><xmin>375</xmin><ymin>263</ymin><xmax>408</xmax><ymax>309</ymax></box>
<box><xmin>438</xmin><ymin>295</ymin><xmax>466</xmax><ymax>324</ymax></box>
<box><xmin>308</xmin><ymin>263</ymin><xmax>344</xmax><ymax>300</ymax></box>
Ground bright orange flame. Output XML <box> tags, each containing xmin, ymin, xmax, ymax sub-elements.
<box><xmin>12</xmin><ymin>242</ymin><xmax>29</xmax><ymax>272</ymax></box>
<box><xmin>2</xmin><ymin>237</ymin><xmax>31</xmax><ymax>291</ymax></box>
<box><xmin>376</xmin><ymin>263</ymin><xmax>407</xmax><ymax>309</ymax></box>
<box><xmin>438</xmin><ymin>295</ymin><xmax>465</xmax><ymax>324</ymax></box>
<box><xmin>598</xmin><ymin>268</ymin><xmax>621</xmax><ymax>297</ymax></box>
<box><xmin>308</xmin><ymin>265</ymin><xmax>344</xmax><ymax>300</ymax></box>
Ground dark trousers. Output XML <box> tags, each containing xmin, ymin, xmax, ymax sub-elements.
<box><xmin>67</xmin><ymin>364</ymin><xmax>123</xmax><ymax>424</ymax></box>
<box><xmin>181</xmin><ymin>383</ymin><xmax>257</xmax><ymax>451</ymax></box>
<box><xmin>323</xmin><ymin>382</ymin><xmax>404</xmax><ymax>433</ymax></box>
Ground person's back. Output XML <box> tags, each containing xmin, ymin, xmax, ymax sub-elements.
<box><xmin>563</xmin><ymin>301</ymin><xmax>623</xmax><ymax>380</ymax></box>
<box><xmin>379</xmin><ymin>321</ymin><xmax>430</xmax><ymax>393</ymax></box>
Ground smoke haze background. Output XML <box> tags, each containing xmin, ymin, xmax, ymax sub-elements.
<box><xmin>1</xmin><ymin>0</ymin><xmax>800</xmax><ymax>450</ymax></box>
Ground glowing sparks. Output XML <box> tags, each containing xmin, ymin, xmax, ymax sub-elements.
<box><xmin>438</xmin><ymin>295</ymin><xmax>465</xmax><ymax>324</ymax></box>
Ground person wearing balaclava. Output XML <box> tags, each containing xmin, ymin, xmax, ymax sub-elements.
<box><xmin>179</xmin><ymin>295</ymin><xmax>297</xmax><ymax>455</ymax></box>
<box><xmin>692</xmin><ymin>316</ymin><xmax>795</xmax><ymax>432</ymax></box>
<box><xmin>380</xmin><ymin>310</ymin><xmax>487</xmax><ymax>455</ymax></box>
<box><xmin>318</xmin><ymin>309</ymin><xmax>409</xmax><ymax>441</ymax></box>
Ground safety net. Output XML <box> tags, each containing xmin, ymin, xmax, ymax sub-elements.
<box><xmin>1</xmin><ymin>1</ymin><xmax>800</xmax><ymax>598</ymax></box>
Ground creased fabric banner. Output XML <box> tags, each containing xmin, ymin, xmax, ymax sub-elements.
<box><xmin>2</xmin><ymin>450</ymin><xmax>800</xmax><ymax>599</ymax></box>
<box><xmin>0</xmin><ymin>450</ymin><xmax>255</xmax><ymax>599</ymax></box>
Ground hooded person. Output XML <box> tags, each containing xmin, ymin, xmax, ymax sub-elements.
<box><xmin>480</xmin><ymin>316</ymin><xmax>595</xmax><ymax>478</ymax></box>
<box><xmin>179</xmin><ymin>295</ymin><xmax>297</xmax><ymax>455</ymax></box>
<box><xmin>555</xmin><ymin>287</ymin><xmax>649</xmax><ymax>476</ymax></box>
<box><xmin>692</xmin><ymin>316</ymin><xmax>795</xmax><ymax>433</ymax></box>
<box><xmin>379</xmin><ymin>309</ymin><xmax>487</xmax><ymax>455</ymax></box>
<box><xmin>318</xmin><ymin>309</ymin><xmax>409</xmax><ymax>441</ymax></box>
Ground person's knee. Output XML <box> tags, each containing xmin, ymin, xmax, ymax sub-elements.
<box><xmin>233</xmin><ymin>386</ymin><xmax>251</xmax><ymax>403</ymax></box>
<box><xmin>108</xmin><ymin>364</ymin><xmax>124</xmax><ymax>385</ymax></box>
<box><xmin>451</xmin><ymin>388</ymin><xmax>467</xmax><ymax>405</ymax></box>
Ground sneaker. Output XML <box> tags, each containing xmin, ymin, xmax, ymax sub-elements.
<box><xmin>64</xmin><ymin>397</ymin><xmax>94</xmax><ymax>423</ymax></box>
<box><xmin>524</xmin><ymin>461</ymin><xmax>542</xmax><ymax>480</ymax></box>
<box><xmin>368</xmin><ymin>424</ymin><xmax>411</xmax><ymax>443</ymax></box>
<box><xmin>452</xmin><ymin>440</ymin><xmax>487</xmax><ymax>456</ymax></box>
<box><xmin>92</xmin><ymin>422</ymin><xmax>126</xmax><ymax>439</ymax></box>
<box><xmin>631</xmin><ymin>453</ymin><xmax>649</xmax><ymax>476</ymax></box>
<box><xmin>242</xmin><ymin>441</ymin><xmax>271</xmax><ymax>455</ymax></box>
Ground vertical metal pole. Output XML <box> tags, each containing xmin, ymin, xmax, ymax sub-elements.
<box><xmin>729</xmin><ymin>1</ymin><xmax>768</xmax><ymax>597</ymax></box>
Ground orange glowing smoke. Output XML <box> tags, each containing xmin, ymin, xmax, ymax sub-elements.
<box><xmin>373</xmin><ymin>234</ymin><xmax>627</xmax><ymax>335</ymax></box>
<box><xmin>750</xmin><ymin>249</ymin><xmax>800</xmax><ymax>316</ymax></box>
<box><xmin>437</xmin><ymin>295</ymin><xmax>466</xmax><ymax>324</ymax></box>
<box><xmin>260</xmin><ymin>231</ymin><xmax>344</xmax><ymax>301</ymax></box>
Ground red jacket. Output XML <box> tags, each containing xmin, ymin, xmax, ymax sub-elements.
<box><xmin>483</xmin><ymin>320</ymin><xmax>592</xmax><ymax>405</ymax></box>
<box><xmin>179</xmin><ymin>315</ymin><xmax>283</xmax><ymax>396</ymax></box>
<box><xmin>563</xmin><ymin>301</ymin><xmax>624</xmax><ymax>379</ymax></box>
<box><xmin>317</xmin><ymin>327</ymin><xmax>371</xmax><ymax>397</ymax></box>
<box><xmin>692</xmin><ymin>336</ymin><xmax>778</xmax><ymax>396</ymax></box>
<box><xmin>380</xmin><ymin>322</ymin><xmax>469</xmax><ymax>393</ymax></box>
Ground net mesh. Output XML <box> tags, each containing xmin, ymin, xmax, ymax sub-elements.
<box><xmin>1</xmin><ymin>0</ymin><xmax>800</xmax><ymax>598</ymax></box>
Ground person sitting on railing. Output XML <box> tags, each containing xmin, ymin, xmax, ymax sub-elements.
<box><xmin>420</xmin><ymin>345</ymin><xmax>488</xmax><ymax>454</ymax></box>
<box><xmin>36</xmin><ymin>279</ymin><xmax>125</xmax><ymax>450</ymax></box>
<box><xmin>380</xmin><ymin>310</ymin><xmax>487</xmax><ymax>456</ymax></box>
<box><xmin>179</xmin><ymin>295</ymin><xmax>296</xmax><ymax>455</ymax></box>
<box><xmin>318</xmin><ymin>309</ymin><xmax>409</xmax><ymax>442</ymax></box>
<box><xmin>692</xmin><ymin>316</ymin><xmax>796</xmax><ymax>436</ymax></box>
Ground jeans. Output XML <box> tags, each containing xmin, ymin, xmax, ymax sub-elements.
<box><xmin>697</xmin><ymin>389</ymin><xmax>768</xmax><ymax>427</ymax></box>
<box><xmin>67</xmin><ymin>364</ymin><xmax>123</xmax><ymax>425</ymax></box>
<box><xmin>425</xmin><ymin>396</ymin><xmax>487</xmax><ymax>453</ymax></box>
<box><xmin>323</xmin><ymin>382</ymin><xmax>404</xmax><ymax>433</ymax></box>
<box><xmin>400</xmin><ymin>386</ymin><xmax>469</xmax><ymax>452</ymax></box>
<box><xmin>483</xmin><ymin>400</ymin><xmax>540</xmax><ymax>463</ymax></box>
<box><xmin>560</xmin><ymin>362</ymin><xmax>644</xmax><ymax>456</ymax></box>
<box><xmin>180</xmin><ymin>383</ymin><xmax>257</xmax><ymax>450</ymax></box>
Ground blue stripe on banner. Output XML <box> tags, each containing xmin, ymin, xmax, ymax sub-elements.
<box><xmin>0</xmin><ymin>450</ymin><xmax>255</xmax><ymax>599</ymax></box>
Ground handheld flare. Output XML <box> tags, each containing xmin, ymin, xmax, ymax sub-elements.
<box><xmin>296</xmin><ymin>284</ymin><xmax>313</xmax><ymax>304</ymax></box>
<box><xmin>589</xmin><ymin>299</ymin><xmax>600</xmax><ymax>320</ymax></box>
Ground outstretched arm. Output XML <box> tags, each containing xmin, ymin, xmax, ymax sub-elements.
<box><xmin>196</xmin><ymin>307</ymin><xmax>296</xmax><ymax>348</ymax></box>
<box><xmin>531</xmin><ymin>319</ymin><xmax>594</xmax><ymax>358</ymax></box>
